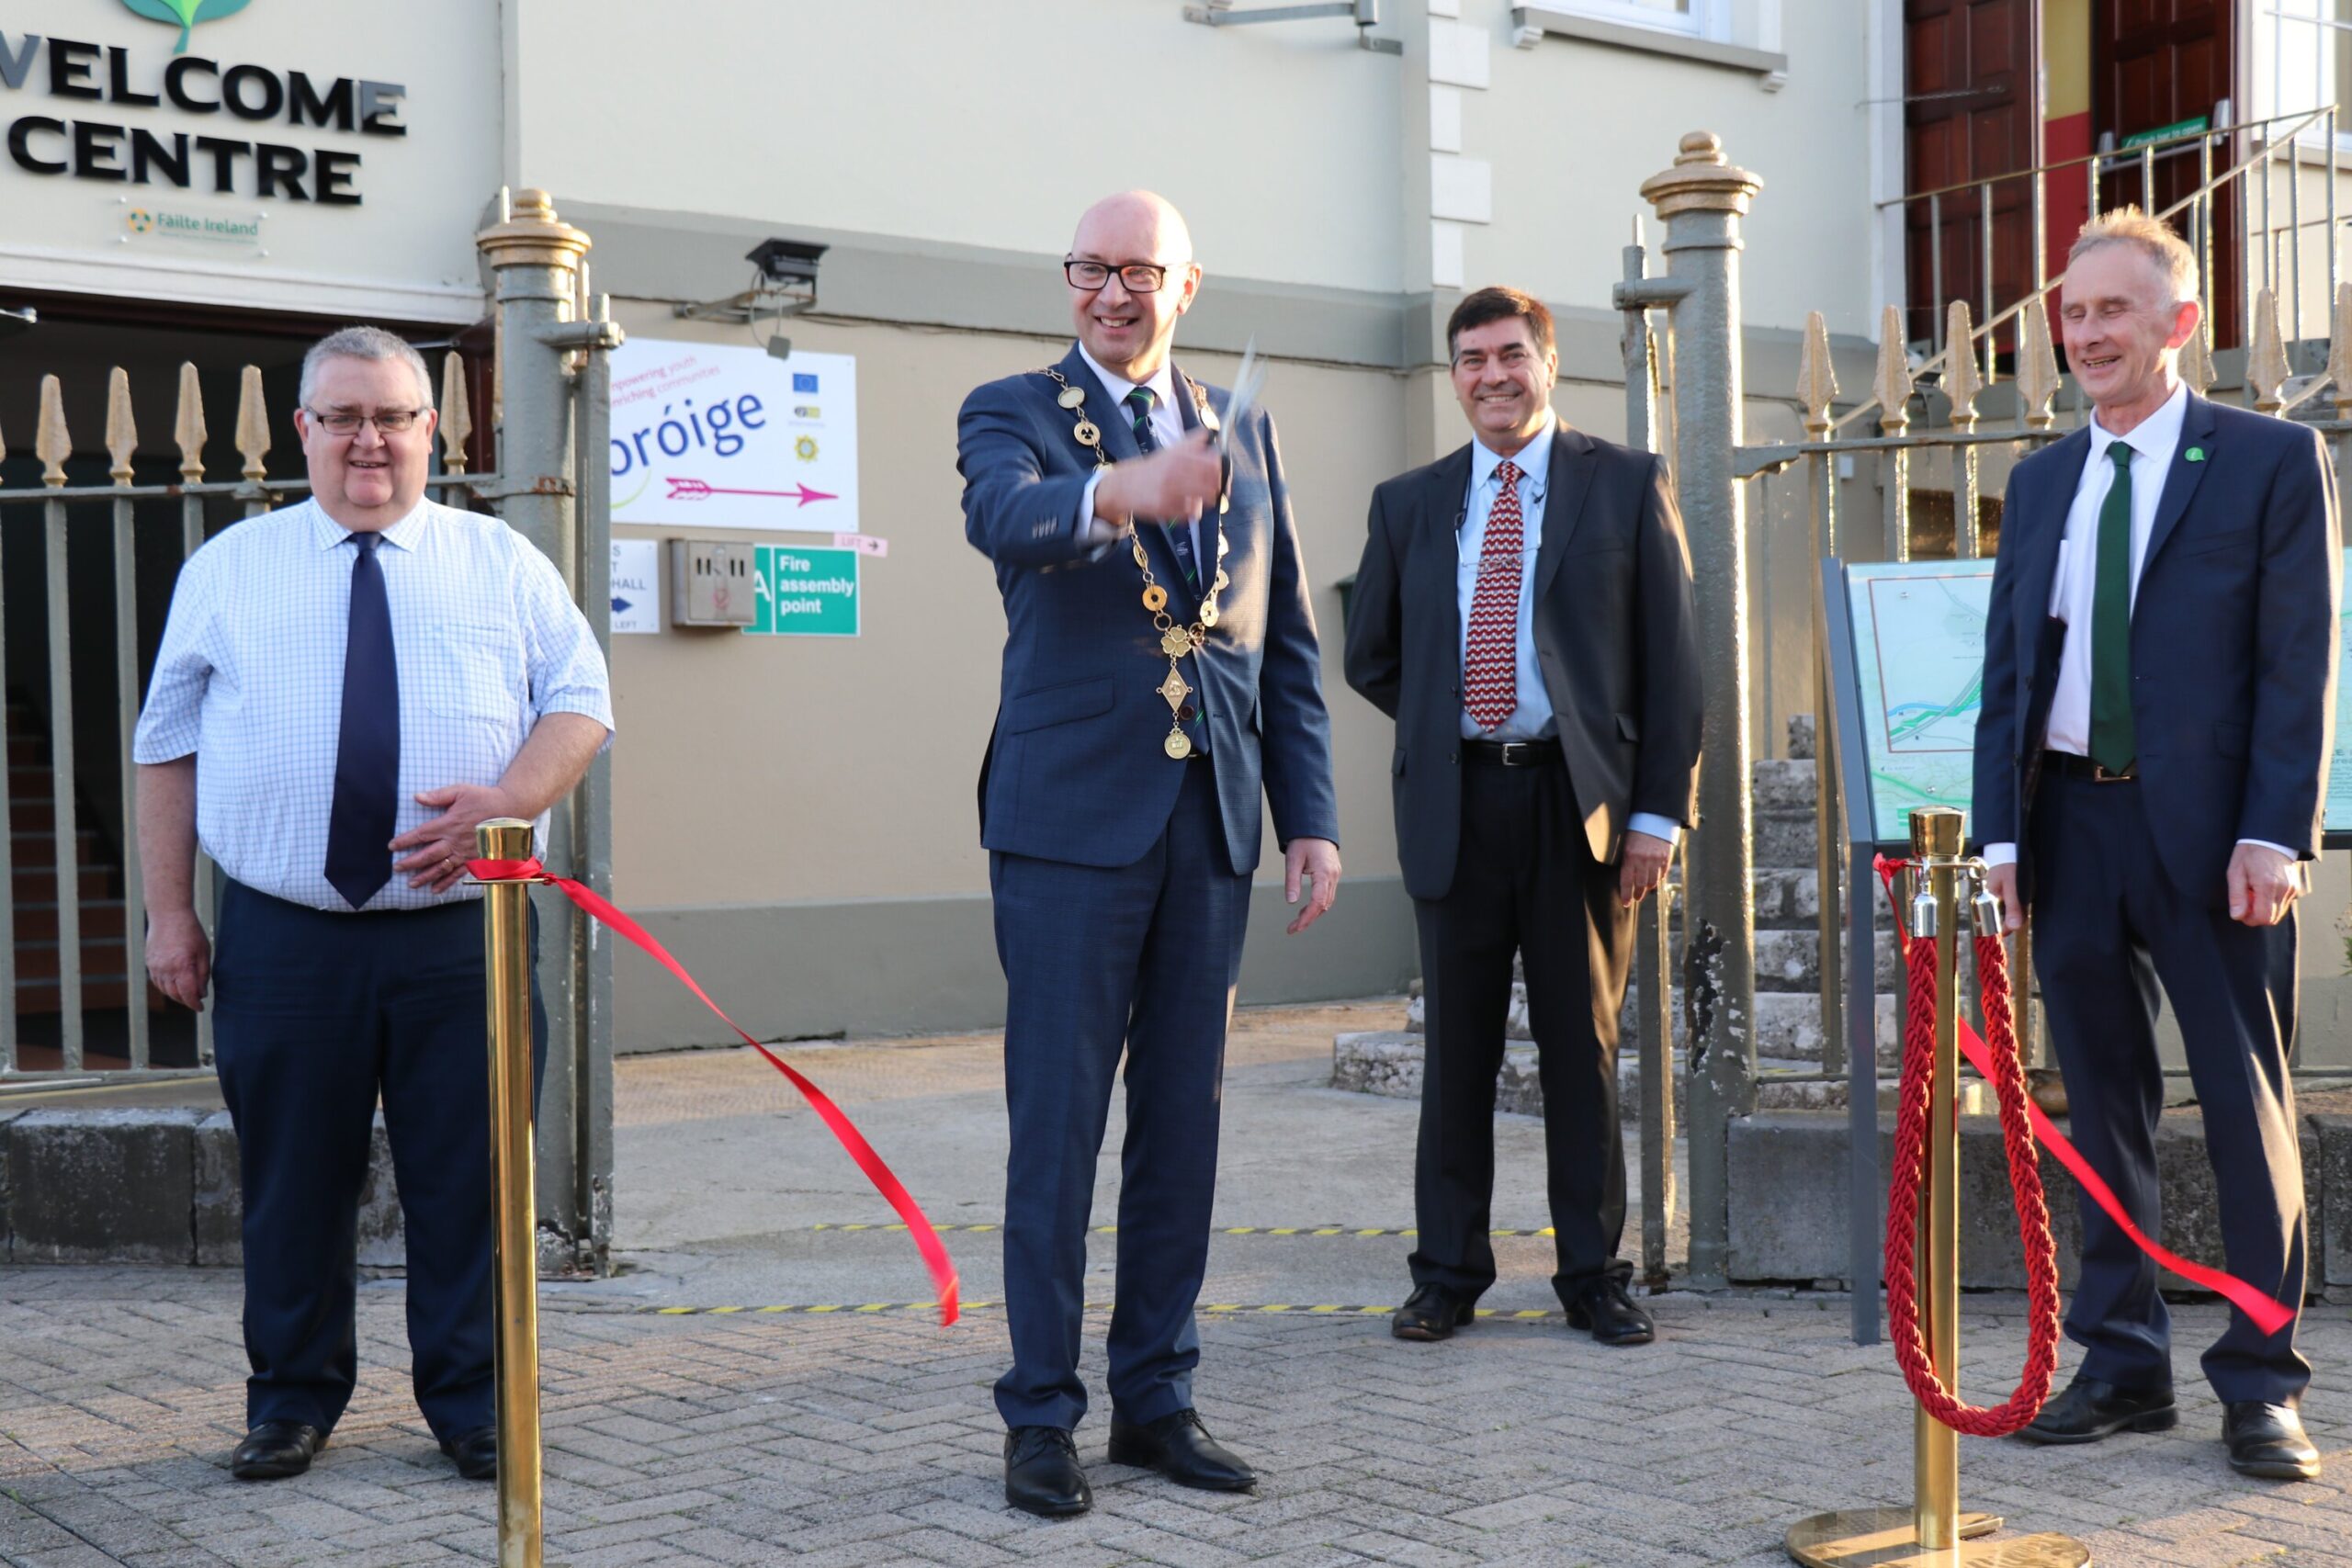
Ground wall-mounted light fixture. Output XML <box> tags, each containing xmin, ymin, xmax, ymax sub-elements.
<box><xmin>674</xmin><ymin>238</ymin><xmax>831</xmax><ymax>360</ymax></box>
<box><xmin>1182</xmin><ymin>0</ymin><xmax>1400</xmax><ymax>53</ymax></box>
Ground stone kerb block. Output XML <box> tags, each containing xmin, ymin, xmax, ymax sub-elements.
<box><xmin>193</xmin><ymin>1111</ymin><xmax>405</xmax><ymax>1269</ymax></box>
<box><xmin>1728</xmin><ymin>1109</ymin><xmax>2324</xmax><ymax>1291</ymax></box>
<box><xmin>5</xmin><ymin>1108</ymin><xmax>203</xmax><ymax>1265</ymax></box>
<box><xmin>2315</xmin><ymin>1114</ymin><xmax>2352</xmax><ymax>1289</ymax></box>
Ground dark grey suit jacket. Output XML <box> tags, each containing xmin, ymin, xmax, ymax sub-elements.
<box><xmin>1342</xmin><ymin>424</ymin><xmax>1702</xmax><ymax>902</ymax></box>
<box><xmin>1973</xmin><ymin>392</ymin><xmax>2343</xmax><ymax>900</ymax></box>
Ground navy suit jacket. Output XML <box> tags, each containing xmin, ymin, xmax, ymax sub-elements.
<box><xmin>1973</xmin><ymin>392</ymin><xmax>2342</xmax><ymax>900</ymax></box>
<box><xmin>1342</xmin><ymin>427</ymin><xmax>1702</xmax><ymax>901</ymax></box>
<box><xmin>957</xmin><ymin>342</ymin><xmax>1340</xmax><ymax>874</ymax></box>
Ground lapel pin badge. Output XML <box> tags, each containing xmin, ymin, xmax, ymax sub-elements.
<box><xmin>2186</xmin><ymin>446</ymin><xmax>2206</xmax><ymax>462</ymax></box>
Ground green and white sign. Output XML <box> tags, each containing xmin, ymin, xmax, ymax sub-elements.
<box><xmin>747</xmin><ymin>546</ymin><xmax>860</xmax><ymax>637</ymax></box>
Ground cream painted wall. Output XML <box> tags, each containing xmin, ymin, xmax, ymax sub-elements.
<box><xmin>507</xmin><ymin>0</ymin><xmax>1410</xmax><ymax>299</ymax></box>
<box><xmin>0</xmin><ymin>0</ymin><xmax>499</xmax><ymax>321</ymax></box>
<box><xmin>1456</xmin><ymin>0</ymin><xmax>1877</xmax><ymax>337</ymax></box>
<box><xmin>603</xmin><ymin>302</ymin><xmax>1416</xmax><ymax>908</ymax></box>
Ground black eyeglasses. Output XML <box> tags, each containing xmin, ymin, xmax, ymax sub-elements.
<box><xmin>305</xmin><ymin>407</ymin><xmax>424</xmax><ymax>435</ymax></box>
<box><xmin>1063</xmin><ymin>258</ymin><xmax>1173</xmax><ymax>294</ymax></box>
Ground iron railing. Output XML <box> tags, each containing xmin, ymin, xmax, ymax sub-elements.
<box><xmin>1883</xmin><ymin>106</ymin><xmax>2340</xmax><ymax>385</ymax></box>
<box><xmin>0</xmin><ymin>355</ymin><xmax>490</xmax><ymax>1079</ymax></box>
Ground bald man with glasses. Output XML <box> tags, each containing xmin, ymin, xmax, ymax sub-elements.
<box><xmin>957</xmin><ymin>191</ymin><xmax>1341</xmax><ymax>1517</ymax></box>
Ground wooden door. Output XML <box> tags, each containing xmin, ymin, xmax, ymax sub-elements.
<box><xmin>1905</xmin><ymin>0</ymin><xmax>2043</xmax><ymax>355</ymax></box>
<box><xmin>2093</xmin><ymin>0</ymin><xmax>2237</xmax><ymax>346</ymax></box>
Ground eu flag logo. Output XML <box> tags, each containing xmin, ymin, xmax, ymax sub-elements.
<box><xmin>793</xmin><ymin>373</ymin><xmax>820</xmax><ymax>392</ymax></box>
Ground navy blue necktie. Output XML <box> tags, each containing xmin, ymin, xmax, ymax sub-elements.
<box><xmin>1126</xmin><ymin>386</ymin><xmax>1202</xmax><ymax>593</ymax></box>
<box><xmin>324</xmin><ymin>531</ymin><xmax>401</xmax><ymax>908</ymax></box>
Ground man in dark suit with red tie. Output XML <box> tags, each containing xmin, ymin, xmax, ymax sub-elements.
<box><xmin>1343</xmin><ymin>286</ymin><xmax>1701</xmax><ymax>1348</ymax></box>
<box><xmin>1976</xmin><ymin>209</ymin><xmax>2340</xmax><ymax>1480</ymax></box>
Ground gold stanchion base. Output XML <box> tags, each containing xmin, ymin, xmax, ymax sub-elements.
<box><xmin>1786</xmin><ymin>1509</ymin><xmax>2088</xmax><ymax>1566</ymax></box>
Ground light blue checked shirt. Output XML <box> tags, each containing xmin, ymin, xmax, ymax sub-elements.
<box><xmin>1459</xmin><ymin>413</ymin><xmax>1679</xmax><ymax>848</ymax></box>
<box><xmin>133</xmin><ymin>497</ymin><xmax>615</xmax><ymax>911</ymax></box>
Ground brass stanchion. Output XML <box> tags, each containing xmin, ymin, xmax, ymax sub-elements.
<box><xmin>480</xmin><ymin>819</ymin><xmax>545</xmax><ymax>1568</ymax></box>
<box><xmin>1784</xmin><ymin>807</ymin><xmax>2088</xmax><ymax>1568</ymax></box>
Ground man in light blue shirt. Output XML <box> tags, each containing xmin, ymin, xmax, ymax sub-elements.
<box><xmin>1346</xmin><ymin>287</ymin><xmax>1701</xmax><ymax>1348</ymax></box>
<box><xmin>134</xmin><ymin>327</ymin><xmax>612</xmax><ymax>1484</ymax></box>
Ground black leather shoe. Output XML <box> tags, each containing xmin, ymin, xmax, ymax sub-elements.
<box><xmin>2017</xmin><ymin>1376</ymin><xmax>2177</xmax><ymax>1445</ymax></box>
<box><xmin>230</xmin><ymin>1420</ymin><xmax>324</xmax><ymax>1481</ymax></box>
<box><xmin>2223</xmin><ymin>1401</ymin><xmax>2321</xmax><ymax>1481</ymax></box>
<box><xmin>1563</xmin><ymin>1278</ymin><xmax>1655</xmax><ymax>1347</ymax></box>
<box><xmin>1106</xmin><ymin>1409</ymin><xmax>1257</xmax><ymax>1492</ymax></box>
<box><xmin>1392</xmin><ymin>1283</ymin><xmax>1476</xmax><ymax>1342</ymax></box>
<box><xmin>439</xmin><ymin>1426</ymin><xmax>498</xmax><ymax>1482</ymax></box>
<box><xmin>1003</xmin><ymin>1426</ymin><xmax>1090</xmax><ymax>1517</ymax></box>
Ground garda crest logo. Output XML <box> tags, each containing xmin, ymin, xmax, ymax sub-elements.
<box><xmin>119</xmin><ymin>0</ymin><xmax>254</xmax><ymax>56</ymax></box>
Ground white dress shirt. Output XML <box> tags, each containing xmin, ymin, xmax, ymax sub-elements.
<box><xmin>1073</xmin><ymin>344</ymin><xmax>1208</xmax><ymax>570</ymax></box>
<box><xmin>133</xmin><ymin>497</ymin><xmax>616</xmax><ymax>911</ymax></box>
<box><xmin>1983</xmin><ymin>381</ymin><xmax>2288</xmax><ymax>866</ymax></box>
<box><xmin>1459</xmin><ymin>413</ymin><xmax>1679</xmax><ymax>849</ymax></box>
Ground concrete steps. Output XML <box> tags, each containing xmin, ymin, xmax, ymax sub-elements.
<box><xmin>1330</xmin><ymin>716</ymin><xmax>1905</xmax><ymax>1115</ymax></box>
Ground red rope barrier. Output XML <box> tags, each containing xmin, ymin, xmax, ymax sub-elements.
<box><xmin>467</xmin><ymin>858</ymin><xmax>961</xmax><ymax>1326</ymax></box>
<box><xmin>1881</xmin><ymin>926</ymin><xmax>2061</xmax><ymax>1436</ymax></box>
<box><xmin>1870</xmin><ymin>857</ymin><xmax>2295</xmax><ymax>1338</ymax></box>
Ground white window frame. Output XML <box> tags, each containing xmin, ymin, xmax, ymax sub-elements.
<box><xmin>2253</xmin><ymin>0</ymin><xmax>2352</xmax><ymax>148</ymax></box>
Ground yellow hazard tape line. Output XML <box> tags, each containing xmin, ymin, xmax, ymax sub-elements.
<box><xmin>805</xmin><ymin>1223</ymin><xmax>1559</xmax><ymax>1238</ymax></box>
<box><xmin>629</xmin><ymin>1301</ymin><xmax>1565</xmax><ymax>1320</ymax></box>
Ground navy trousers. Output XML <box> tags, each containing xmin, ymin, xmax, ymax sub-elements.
<box><xmin>212</xmin><ymin>880</ymin><xmax>547</xmax><ymax>1441</ymax></box>
<box><xmin>2028</xmin><ymin>773</ymin><xmax>2309</xmax><ymax>1404</ymax></box>
<box><xmin>989</xmin><ymin>762</ymin><xmax>1250</xmax><ymax>1431</ymax></box>
<box><xmin>1408</xmin><ymin>754</ymin><xmax>1635</xmax><ymax>1303</ymax></box>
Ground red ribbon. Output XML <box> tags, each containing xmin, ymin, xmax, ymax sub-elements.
<box><xmin>468</xmin><ymin>857</ymin><xmax>960</xmax><ymax>1325</ymax></box>
<box><xmin>1871</xmin><ymin>856</ymin><xmax>2292</xmax><ymax>1337</ymax></box>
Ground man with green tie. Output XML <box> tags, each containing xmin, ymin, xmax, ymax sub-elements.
<box><xmin>1973</xmin><ymin>208</ymin><xmax>2340</xmax><ymax>1479</ymax></box>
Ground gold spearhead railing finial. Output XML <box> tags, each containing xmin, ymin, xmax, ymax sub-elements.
<box><xmin>1797</xmin><ymin>310</ymin><xmax>1838</xmax><ymax>437</ymax></box>
<box><xmin>235</xmin><ymin>364</ymin><xmax>269</xmax><ymax>485</ymax></box>
<box><xmin>2177</xmin><ymin>313</ymin><xmax>2217</xmax><ymax>398</ymax></box>
<box><xmin>2018</xmin><ymin>295</ymin><xmax>2061</xmax><ymax>431</ymax></box>
<box><xmin>2248</xmin><ymin>288</ymin><xmax>2289</xmax><ymax>413</ymax></box>
<box><xmin>1873</xmin><ymin>304</ymin><xmax>1912</xmax><ymax>434</ymax></box>
<box><xmin>106</xmin><ymin>367</ymin><xmax>138</xmax><ymax>488</ymax></box>
<box><xmin>440</xmin><ymin>353</ymin><xmax>472</xmax><ymax>475</ymax></box>
<box><xmin>1942</xmin><ymin>300</ymin><xmax>1982</xmax><ymax>427</ymax></box>
<box><xmin>175</xmin><ymin>362</ymin><xmax>208</xmax><ymax>483</ymax></box>
<box><xmin>36</xmin><ymin>374</ymin><xmax>69</xmax><ymax>488</ymax></box>
<box><xmin>2325</xmin><ymin>284</ymin><xmax>2352</xmax><ymax>420</ymax></box>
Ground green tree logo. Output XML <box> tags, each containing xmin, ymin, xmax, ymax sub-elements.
<box><xmin>119</xmin><ymin>0</ymin><xmax>253</xmax><ymax>55</ymax></box>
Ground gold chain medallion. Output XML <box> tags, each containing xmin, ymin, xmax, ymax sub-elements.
<box><xmin>1035</xmin><ymin>366</ymin><xmax>1232</xmax><ymax>761</ymax></box>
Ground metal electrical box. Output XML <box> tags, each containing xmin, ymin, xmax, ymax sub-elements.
<box><xmin>670</xmin><ymin>539</ymin><xmax>757</xmax><ymax>627</ymax></box>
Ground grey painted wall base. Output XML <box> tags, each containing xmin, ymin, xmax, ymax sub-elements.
<box><xmin>611</xmin><ymin>874</ymin><xmax>1420</xmax><ymax>1053</ymax></box>
<box><xmin>1731</xmin><ymin>1110</ymin><xmax>2350</xmax><ymax>1293</ymax></box>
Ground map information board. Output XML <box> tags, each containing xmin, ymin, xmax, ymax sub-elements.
<box><xmin>1836</xmin><ymin>551</ymin><xmax>2352</xmax><ymax>845</ymax></box>
<box><xmin>1842</xmin><ymin>560</ymin><xmax>1996</xmax><ymax>844</ymax></box>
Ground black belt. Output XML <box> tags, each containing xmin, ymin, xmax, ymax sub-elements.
<box><xmin>1463</xmin><ymin>738</ymin><xmax>1562</xmax><ymax>767</ymax></box>
<box><xmin>2042</xmin><ymin>750</ymin><xmax>2135</xmax><ymax>783</ymax></box>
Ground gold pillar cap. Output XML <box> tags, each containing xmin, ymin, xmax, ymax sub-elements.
<box><xmin>476</xmin><ymin>188</ymin><xmax>591</xmax><ymax>272</ymax></box>
<box><xmin>1638</xmin><ymin>131</ymin><xmax>1763</xmax><ymax>220</ymax></box>
<box><xmin>1908</xmin><ymin>807</ymin><xmax>1964</xmax><ymax>859</ymax></box>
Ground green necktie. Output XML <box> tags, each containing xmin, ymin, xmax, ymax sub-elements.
<box><xmin>2088</xmin><ymin>440</ymin><xmax>2136</xmax><ymax>773</ymax></box>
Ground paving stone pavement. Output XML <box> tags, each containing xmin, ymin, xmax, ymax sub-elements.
<box><xmin>6</xmin><ymin>1003</ymin><xmax>2352</xmax><ymax>1564</ymax></box>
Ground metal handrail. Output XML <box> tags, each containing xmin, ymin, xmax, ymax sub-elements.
<box><xmin>1880</xmin><ymin>107</ymin><xmax>2322</xmax><ymax>210</ymax></box>
<box><xmin>0</xmin><ymin>473</ymin><xmax>494</xmax><ymax>506</ymax></box>
<box><xmin>1829</xmin><ymin>106</ymin><xmax>2335</xmax><ymax>434</ymax></box>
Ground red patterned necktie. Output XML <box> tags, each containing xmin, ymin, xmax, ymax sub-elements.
<box><xmin>1464</xmin><ymin>458</ymin><xmax>1523</xmax><ymax>731</ymax></box>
